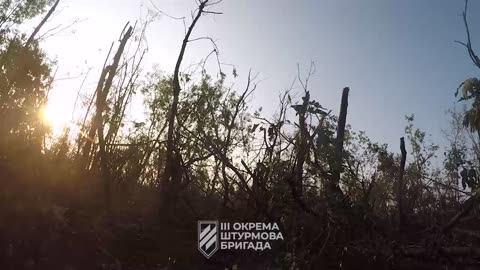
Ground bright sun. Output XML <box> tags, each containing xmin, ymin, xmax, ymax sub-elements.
<box><xmin>41</xmin><ymin>103</ymin><xmax>70</xmax><ymax>135</ymax></box>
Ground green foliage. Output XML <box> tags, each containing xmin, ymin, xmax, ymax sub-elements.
<box><xmin>456</xmin><ymin>78</ymin><xmax>480</xmax><ymax>131</ymax></box>
<box><xmin>0</xmin><ymin>0</ymin><xmax>54</xmax><ymax>27</ymax></box>
<box><xmin>0</xmin><ymin>36</ymin><xmax>52</xmax><ymax>159</ymax></box>
<box><xmin>405</xmin><ymin>114</ymin><xmax>439</xmax><ymax>171</ymax></box>
<box><xmin>0</xmin><ymin>1</ymin><xmax>53</xmax><ymax>215</ymax></box>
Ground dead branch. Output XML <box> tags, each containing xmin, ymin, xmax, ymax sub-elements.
<box><xmin>149</xmin><ymin>0</ymin><xmax>187</xmax><ymax>34</ymax></box>
<box><xmin>421</xmin><ymin>174</ymin><xmax>472</xmax><ymax>196</ymax></box>
<box><xmin>38</xmin><ymin>18</ymin><xmax>84</xmax><ymax>41</ymax></box>
<box><xmin>455</xmin><ymin>0</ymin><xmax>480</xmax><ymax>70</ymax></box>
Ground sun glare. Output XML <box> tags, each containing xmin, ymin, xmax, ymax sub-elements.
<box><xmin>41</xmin><ymin>103</ymin><xmax>70</xmax><ymax>135</ymax></box>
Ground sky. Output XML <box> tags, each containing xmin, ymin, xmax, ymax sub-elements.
<box><xmin>26</xmin><ymin>0</ymin><xmax>480</xmax><ymax>154</ymax></box>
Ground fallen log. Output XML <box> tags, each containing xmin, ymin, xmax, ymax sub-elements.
<box><xmin>403</xmin><ymin>246</ymin><xmax>480</xmax><ymax>258</ymax></box>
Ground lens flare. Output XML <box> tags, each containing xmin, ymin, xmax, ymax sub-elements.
<box><xmin>40</xmin><ymin>103</ymin><xmax>70</xmax><ymax>135</ymax></box>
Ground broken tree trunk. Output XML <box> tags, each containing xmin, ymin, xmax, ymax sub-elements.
<box><xmin>97</xmin><ymin>25</ymin><xmax>133</xmax><ymax>213</ymax></box>
<box><xmin>81</xmin><ymin>25</ymin><xmax>133</xmax><ymax>170</ymax></box>
<box><xmin>295</xmin><ymin>91</ymin><xmax>310</xmax><ymax>198</ymax></box>
<box><xmin>327</xmin><ymin>87</ymin><xmax>349</xmax><ymax>207</ymax></box>
<box><xmin>79</xmin><ymin>24</ymin><xmax>133</xmax><ymax>214</ymax></box>
<box><xmin>398</xmin><ymin>137</ymin><xmax>407</xmax><ymax>231</ymax></box>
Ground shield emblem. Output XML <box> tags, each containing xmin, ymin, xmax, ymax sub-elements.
<box><xmin>198</xmin><ymin>220</ymin><xmax>219</xmax><ymax>259</ymax></box>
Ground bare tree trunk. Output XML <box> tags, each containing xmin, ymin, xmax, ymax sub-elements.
<box><xmin>160</xmin><ymin>0</ymin><xmax>209</xmax><ymax>214</ymax></box>
<box><xmin>295</xmin><ymin>91</ymin><xmax>310</xmax><ymax>197</ymax></box>
<box><xmin>96</xmin><ymin>84</ymin><xmax>111</xmax><ymax>213</ymax></box>
<box><xmin>97</xmin><ymin>25</ymin><xmax>133</xmax><ymax>213</ymax></box>
<box><xmin>80</xmin><ymin>44</ymin><xmax>113</xmax><ymax>166</ymax></box>
<box><xmin>77</xmin><ymin>25</ymin><xmax>133</xmax><ymax>214</ymax></box>
<box><xmin>81</xmin><ymin>67</ymin><xmax>109</xmax><ymax>168</ymax></box>
<box><xmin>25</xmin><ymin>0</ymin><xmax>60</xmax><ymax>47</ymax></box>
<box><xmin>398</xmin><ymin>137</ymin><xmax>407</xmax><ymax>231</ymax></box>
<box><xmin>476</xmin><ymin>130</ymin><xmax>480</xmax><ymax>166</ymax></box>
<box><xmin>81</xmin><ymin>26</ymin><xmax>133</xmax><ymax>169</ymax></box>
<box><xmin>327</xmin><ymin>87</ymin><xmax>349</xmax><ymax>206</ymax></box>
